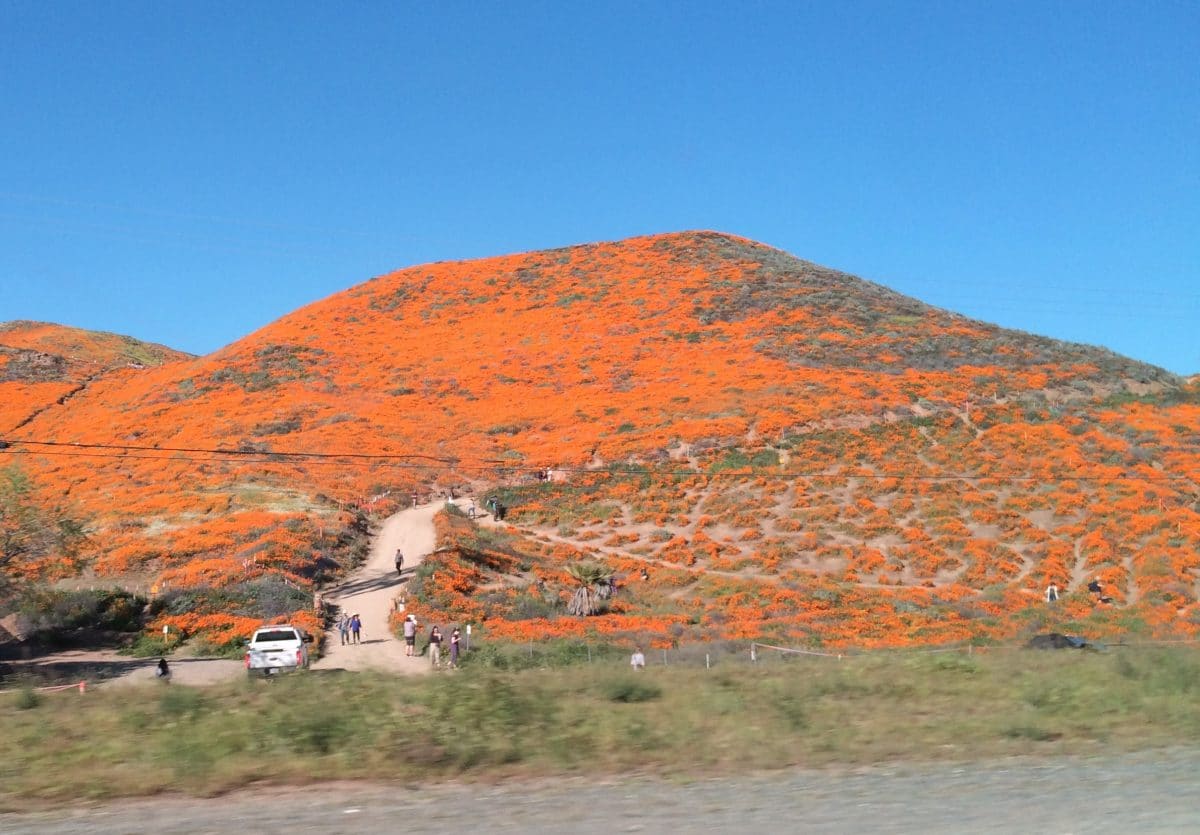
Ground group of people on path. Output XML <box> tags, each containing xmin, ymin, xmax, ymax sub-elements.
<box><xmin>412</xmin><ymin>616</ymin><xmax>461</xmax><ymax>668</ymax></box>
<box><xmin>335</xmin><ymin>613</ymin><xmax>363</xmax><ymax>645</ymax></box>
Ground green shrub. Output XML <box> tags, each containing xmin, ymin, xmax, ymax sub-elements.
<box><xmin>19</xmin><ymin>589</ymin><xmax>146</xmax><ymax>641</ymax></box>
<box><xmin>15</xmin><ymin>688</ymin><xmax>41</xmax><ymax>710</ymax></box>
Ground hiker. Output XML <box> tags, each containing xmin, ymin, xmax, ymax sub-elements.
<box><xmin>412</xmin><ymin>491</ymin><xmax>419</xmax><ymax>507</ymax></box>
<box><xmin>403</xmin><ymin>614</ymin><xmax>417</xmax><ymax>656</ymax></box>
<box><xmin>1045</xmin><ymin>583</ymin><xmax>1059</xmax><ymax>603</ymax></box>
<box><xmin>640</xmin><ymin>567</ymin><xmax>650</xmax><ymax>582</ymax></box>
<box><xmin>449</xmin><ymin>627</ymin><xmax>461</xmax><ymax>668</ymax></box>
<box><xmin>496</xmin><ymin>502</ymin><xmax>507</xmax><ymax>522</ymax></box>
<box><xmin>630</xmin><ymin>647</ymin><xmax>646</xmax><ymax>671</ymax></box>
<box><xmin>156</xmin><ymin>657</ymin><xmax>171</xmax><ymax>682</ymax></box>
<box><xmin>394</xmin><ymin>549</ymin><xmax>405</xmax><ymax>577</ymax></box>
<box><xmin>1088</xmin><ymin>579</ymin><xmax>1103</xmax><ymax>595</ymax></box>
<box><xmin>337</xmin><ymin>613</ymin><xmax>350</xmax><ymax>645</ymax></box>
<box><xmin>485</xmin><ymin>497</ymin><xmax>496</xmax><ymax>519</ymax></box>
<box><xmin>313</xmin><ymin>590</ymin><xmax>323</xmax><ymax>614</ymax></box>
<box><xmin>429</xmin><ymin>626</ymin><xmax>443</xmax><ymax>667</ymax></box>
<box><xmin>350</xmin><ymin>613</ymin><xmax>362</xmax><ymax>644</ymax></box>
<box><xmin>468</xmin><ymin>499</ymin><xmax>477</xmax><ymax>520</ymax></box>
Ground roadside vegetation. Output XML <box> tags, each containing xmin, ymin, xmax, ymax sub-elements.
<box><xmin>2</xmin><ymin>645</ymin><xmax>1199</xmax><ymax>805</ymax></box>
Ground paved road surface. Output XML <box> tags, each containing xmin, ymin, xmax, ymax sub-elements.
<box><xmin>5</xmin><ymin>750</ymin><xmax>1199</xmax><ymax>833</ymax></box>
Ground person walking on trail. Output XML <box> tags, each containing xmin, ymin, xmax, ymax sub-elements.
<box><xmin>449</xmin><ymin>627</ymin><xmax>461</xmax><ymax>668</ymax></box>
<box><xmin>631</xmin><ymin>646</ymin><xmax>646</xmax><ymax>671</ymax></box>
<box><xmin>349</xmin><ymin>613</ymin><xmax>362</xmax><ymax>644</ymax></box>
<box><xmin>1045</xmin><ymin>583</ymin><xmax>1059</xmax><ymax>603</ymax></box>
<box><xmin>428</xmin><ymin>625</ymin><xmax>443</xmax><ymax>668</ymax></box>
<box><xmin>403</xmin><ymin>614</ymin><xmax>417</xmax><ymax>656</ymax></box>
<box><xmin>394</xmin><ymin>549</ymin><xmax>405</xmax><ymax>577</ymax></box>
<box><xmin>336</xmin><ymin>613</ymin><xmax>350</xmax><ymax>646</ymax></box>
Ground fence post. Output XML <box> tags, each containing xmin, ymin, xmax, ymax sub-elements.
<box><xmin>706</xmin><ymin>653</ymin><xmax>710</xmax><ymax>670</ymax></box>
<box><xmin>750</xmin><ymin>643</ymin><xmax>757</xmax><ymax>663</ymax></box>
<box><xmin>662</xmin><ymin>648</ymin><xmax>667</xmax><ymax>667</ymax></box>
<box><xmin>587</xmin><ymin>644</ymin><xmax>592</xmax><ymax>663</ymax></box>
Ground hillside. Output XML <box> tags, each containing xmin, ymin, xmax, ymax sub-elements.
<box><xmin>0</xmin><ymin>321</ymin><xmax>190</xmax><ymax>433</ymax></box>
<box><xmin>2</xmin><ymin>232</ymin><xmax>1197</xmax><ymax>649</ymax></box>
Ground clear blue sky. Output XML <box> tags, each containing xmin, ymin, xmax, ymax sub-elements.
<box><xmin>2</xmin><ymin>2</ymin><xmax>1196</xmax><ymax>373</ymax></box>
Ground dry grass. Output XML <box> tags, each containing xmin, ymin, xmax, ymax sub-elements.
<box><xmin>2</xmin><ymin>646</ymin><xmax>1199</xmax><ymax>805</ymax></box>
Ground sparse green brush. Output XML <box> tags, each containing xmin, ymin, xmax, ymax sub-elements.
<box><xmin>2</xmin><ymin>648</ymin><xmax>1200</xmax><ymax>803</ymax></box>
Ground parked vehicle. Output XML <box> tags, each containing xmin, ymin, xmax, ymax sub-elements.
<box><xmin>244</xmin><ymin>624</ymin><xmax>312</xmax><ymax>677</ymax></box>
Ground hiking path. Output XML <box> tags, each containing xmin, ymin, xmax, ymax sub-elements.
<box><xmin>311</xmin><ymin>499</ymin><xmax>453</xmax><ymax>675</ymax></box>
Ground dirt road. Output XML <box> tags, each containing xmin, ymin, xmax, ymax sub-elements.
<box><xmin>5</xmin><ymin>750</ymin><xmax>1199</xmax><ymax>833</ymax></box>
<box><xmin>312</xmin><ymin>499</ymin><xmax>455</xmax><ymax>675</ymax></box>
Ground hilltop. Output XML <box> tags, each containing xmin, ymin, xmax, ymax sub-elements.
<box><xmin>1</xmin><ymin>232</ymin><xmax>1197</xmax><ymax>650</ymax></box>
<box><xmin>0</xmin><ymin>321</ymin><xmax>190</xmax><ymax>433</ymax></box>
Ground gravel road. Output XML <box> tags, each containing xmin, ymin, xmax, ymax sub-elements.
<box><xmin>5</xmin><ymin>750</ymin><xmax>1199</xmax><ymax>834</ymax></box>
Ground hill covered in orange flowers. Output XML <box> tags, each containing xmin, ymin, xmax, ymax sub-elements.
<box><xmin>0</xmin><ymin>321</ymin><xmax>189</xmax><ymax>435</ymax></box>
<box><xmin>2</xmin><ymin>232</ymin><xmax>1197</xmax><ymax>650</ymax></box>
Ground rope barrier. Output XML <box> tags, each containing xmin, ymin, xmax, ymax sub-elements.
<box><xmin>0</xmin><ymin>681</ymin><xmax>87</xmax><ymax>694</ymax></box>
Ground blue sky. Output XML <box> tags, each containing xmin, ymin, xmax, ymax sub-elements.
<box><xmin>2</xmin><ymin>2</ymin><xmax>1196</xmax><ymax>373</ymax></box>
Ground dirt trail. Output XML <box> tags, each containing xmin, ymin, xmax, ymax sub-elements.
<box><xmin>312</xmin><ymin>500</ymin><xmax>456</xmax><ymax>675</ymax></box>
<box><xmin>4</xmin><ymin>501</ymin><xmax>455</xmax><ymax>687</ymax></box>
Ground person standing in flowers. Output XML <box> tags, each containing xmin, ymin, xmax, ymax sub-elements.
<box><xmin>428</xmin><ymin>625</ymin><xmax>443</xmax><ymax>667</ymax></box>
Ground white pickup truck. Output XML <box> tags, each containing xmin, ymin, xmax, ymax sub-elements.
<box><xmin>244</xmin><ymin>624</ymin><xmax>312</xmax><ymax>677</ymax></box>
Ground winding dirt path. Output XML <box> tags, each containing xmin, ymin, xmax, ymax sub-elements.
<box><xmin>312</xmin><ymin>500</ymin><xmax>455</xmax><ymax>675</ymax></box>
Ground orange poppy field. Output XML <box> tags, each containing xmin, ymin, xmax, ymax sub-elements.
<box><xmin>2</xmin><ymin>232</ymin><xmax>1197</xmax><ymax>651</ymax></box>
